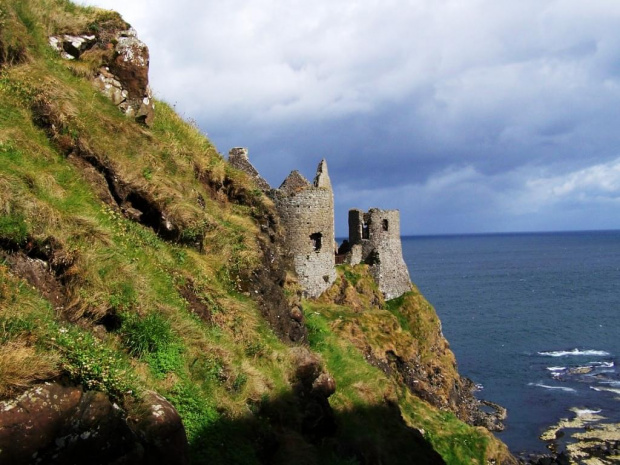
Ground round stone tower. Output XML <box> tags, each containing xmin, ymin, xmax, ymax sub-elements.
<box><xmin>274</xmin><ymin>160</ymin><xmax>336</xmax><ymax>297</ymax></box>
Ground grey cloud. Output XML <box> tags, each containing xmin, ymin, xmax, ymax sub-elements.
<box><xmin>79</xmin><ymin>0</ymin><xmax>620</xmax><ymax>234</ymax></box>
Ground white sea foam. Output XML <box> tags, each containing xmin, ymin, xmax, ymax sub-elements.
<box><xmin>538</xmin><ymin>349</ymin><xmax>611</xmax><ymax>357</ymax></box>
<box><xmin>599</xmin><ymin>381</ymin><xmax>620</xmax><ymax>386</ymax></box>
<box><xmin>590</xmin><ymin>361</ymin><xmax>615</xmax><ymax>368</ymax></box>
<box><xmin>590</xmin><ymin>386</ymin><xmax>620</xmax><ymax>395</ymax></box>
<box><xmin>573</xmin><ymin>408</ymin><xmax>602</xmax><ymax>417</ymax></box>
<box><xmin>546</xmin><ymin>366</ymin><xmax>567</xmax><ymax>372</ymax></box>
<box><xmin>528</xmin><ymin>382</ymin><xmax>576</xmax><ymax>392</ymax></box>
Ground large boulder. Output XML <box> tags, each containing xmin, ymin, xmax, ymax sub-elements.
<box><xmin>126</xmin><ymin>391</ymin><xmax>189</xmax><ymax>465</ymax></box>
<box><xmin>0</xmin><ymin>383</ymin><xmax>188</xmax><ymax>465</ymax></box>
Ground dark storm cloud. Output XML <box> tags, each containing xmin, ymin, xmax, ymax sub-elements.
<box><xmin>80</xmin><ymin>0</ymin><xmax>620</xmax><ymax>234</ymax></box>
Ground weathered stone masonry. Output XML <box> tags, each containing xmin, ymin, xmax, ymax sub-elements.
<box><xmin>228</xmin><ymin>148</ymin><xmax>410</xmax><ymax>300</ymax></box>
<box><xmin>273</xmin><ymin>160</ymin><xmax>337</xmax><ymax>298</ymax></box>
<box><xmin>345</xmin><ymin>208</ymin><xmax>411</xmax><ymax>300</ymax></box>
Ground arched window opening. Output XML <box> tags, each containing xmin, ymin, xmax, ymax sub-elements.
<box><xmin>362</xmin><ymin>222</ymin><xmax>369</xmax><ymax>239</ymax></box>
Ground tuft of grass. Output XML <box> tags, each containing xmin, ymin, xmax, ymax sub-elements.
<box><xmin>0</xmin><ymin>339</ymin><xmax>59</xmax><ymax>398</ymax></box>
<box><xmin>342</xmin><ymin>267</ymin><xmax>362</xmax><ymax>286</ymax></box>
<box><xmin>119</xmin><ymin>311</ymin><xmax>175</xmax><ymax>358</ymax></box>
<box><xmin>385</xmin><ymin>293</ymin><xmax>411</xmax><ymax>331</ymax></box>
<box><xmin>0</xmin><ymin>212</ymin><xmax>28</xmax><ymax>244</ymax></box>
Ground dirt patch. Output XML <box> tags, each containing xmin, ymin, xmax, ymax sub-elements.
<box><xmin>2</xmin><ymin>253</ymin><xmax>66</xmax><ymax>310</ymax></box>
<box><xmin>177</xmin><ymin>283</ymin><xmax>212</xmax><ymax>323</ymax></box>
<box><xmin>0</xmin><ymin>236</ymin><xmax>76</xmax><ymax>313</ymax></box>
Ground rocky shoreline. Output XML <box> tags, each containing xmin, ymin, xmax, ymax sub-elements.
<box><xmin>514</xmin><ymin>408</ymin><xmax>620</xmax><ymax>465</ymax></box>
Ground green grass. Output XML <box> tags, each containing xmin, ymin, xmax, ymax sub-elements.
<box><xmin>54</xmin><ymin>324</ymin><xmax>138</xmax><ymax>399</ymax></box>
<box><xmin>304</xmin><ymin>297</ymin><xmax>507</xmax><ymax>465</ymax></box>
<box><xmin>119</xmin><ymin>312</ymin><xmax>175</xmax><ymax>357</ymax></box>
<box><xmin>385</xmin><ymin>293</ymin><xmax>412</xmax><ymax>331</ymax></box>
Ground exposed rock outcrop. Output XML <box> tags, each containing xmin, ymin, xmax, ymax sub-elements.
<box><xmin>49</xmin><ymin>27</ymin><xmax>154</xmax><ymax>126</ymax></box>
<box><xmin>0</xmin><ymin>383</ymin><xmax>188</xmax><ymax>465</ymax></box>
<box><xmin>290</xmin><ymin>348</ymin><xmax>337</xmax><ymax>440</ymax></box>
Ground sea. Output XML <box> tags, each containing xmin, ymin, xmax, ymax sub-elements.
<box><xmin>401</xmin><ymin>230</ymin><xmax>620</xmax><ymax>455</ymax></box>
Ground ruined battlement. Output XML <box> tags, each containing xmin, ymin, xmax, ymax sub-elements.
<box><xmin>228</xmin><ymin>147</ymin><xmax>271</xmax><ymax>191</ymax></box>
<box><xmin>227</xmin><ymin>148</ymin><xmax>410</xmax><ymax>300</ymax></box>
<box><xmin>344</xmin><ymin>208</ymin><xmax>412</xmax><ymax>299</ymax></box>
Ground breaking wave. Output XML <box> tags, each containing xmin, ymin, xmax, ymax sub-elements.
<box><xmin>528</xmin><ymin>382</ymin><xmax>576</xmax><ymax>393</ymax></box>
<box><xmin>573</xmin><ymin>408</ymin><xmax>602</xmax><ymax>417</ymax></box>
<box><xmin>590</xmin><ymin>386</ymin><xmax>620</xmax><ymax>395</ymax></box>
<box><xmin>546</xmin><ymin>366</ymin><xmax>566</xmax><ymax>372</ymax></box>
<box><xmin>538</xmin><ymin>349</ymin><xmax>611</xmax><ymax>357</ymax></box>
<box><xmin>590</xmin><ymin>361</ymin><xmax>615</xmax><ymax>368</ymax></box>
<box><xmin>599</xmin><ymin>380</ymin><xmax>620</xmax><ymax>387</ymax></box>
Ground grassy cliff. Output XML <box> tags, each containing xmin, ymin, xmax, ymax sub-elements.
<box><xmin>0</xmin><ymin>1</ymin><xmax>516</xmax><ymax>463</ymax></box>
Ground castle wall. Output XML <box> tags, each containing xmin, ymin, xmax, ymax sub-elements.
<box><xmin>348</xmin><ymin>208</ymin><xmax>411</xmax><ymax>299</ymax></box>
<box><xmin>228</xmin><ymin>148</ymin><xmax>271</xmax><ymax>191</ymax></box>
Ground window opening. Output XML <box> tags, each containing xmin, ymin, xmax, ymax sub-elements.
<box><xmin>382</xmin><ymin>219</ymin><xmax>389</xmax><ymax>231</ymax></box>
<box><xmin>310</xmin><ymin>232</ymin><xmax>323</xmax><ymax>251</ymax></box>
<box><xmin>362</xmin><ymin>222</ymin><xmax>369</xmax><ymax>239</ymax></box>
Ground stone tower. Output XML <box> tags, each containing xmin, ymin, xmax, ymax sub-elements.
<box><xmin>227</xmin><ymin>148</ymin><xmax>410</xmax><ymax>300</ymax></box>
<box><xmin>273</xmin><ymin>160</ymin><xmax>337</xmax><ymax>297</ymax></box>
<box><xmin>346</xmin><ymin>208</ymin><xmax>411</xmax><ymax>299</ymax></box>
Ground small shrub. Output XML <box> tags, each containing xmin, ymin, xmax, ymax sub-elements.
<box><xmin>231</xmin><ymin>372</ymin><xmax>247</xmax><ymax>393</ymax></box>
<box><xmin>142</xmin><ymin>166</ymin><xmax>153</xmax><ymax>181</ymax></box>
<box><xmin>119</xmin><ymin>312</ymin><xmax>174</xmax><ymax>358</ymax></box>
<box><xmin>244</xmin><ymin>340</ymin><xmax>265</xmax><ymax>358</ymax></box>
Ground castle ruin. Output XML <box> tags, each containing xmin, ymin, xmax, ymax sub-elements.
<box><xmin>342</xmin><ymin>209</ymin><xmax>411</xmax><ymax>299</ymax></box>
<box><xmin>228</xmin><ymin>148</ymin><xmax>410</xmax><ymax>300</ymax></box>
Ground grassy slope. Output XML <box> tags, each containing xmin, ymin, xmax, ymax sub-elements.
<box><xmin>0</xmin><ymin>1</ymin><xmax>514</xmax><ymax>463</ymax></box>
<box><xmin>309</xmin><ymin>266</ymin><xmax>515</xmax><ymax>465</ymax></box>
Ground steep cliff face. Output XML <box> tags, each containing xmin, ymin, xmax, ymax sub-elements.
<box><xmin>0</xmin><ymin>1</ymin><xmax>515</xmax><ymax>464</ymax></box>
<box><xmin>317</xmin><ymin>266</ymin><xmax>507</xmax><ymax>430</ymax></box>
